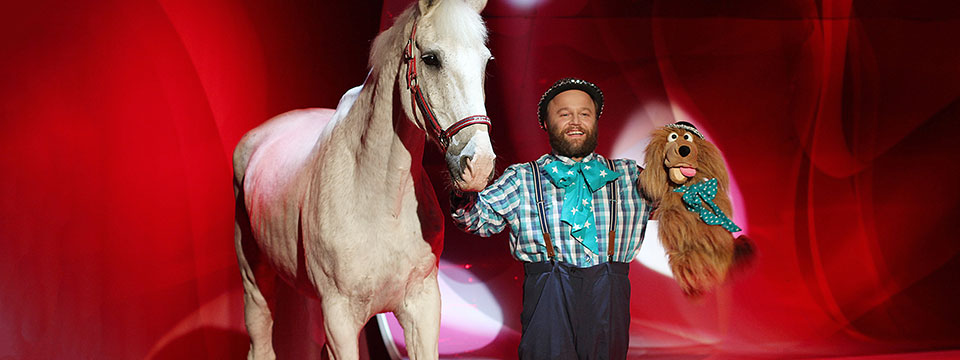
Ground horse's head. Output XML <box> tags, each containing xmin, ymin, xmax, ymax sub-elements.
<box><xmin>395</xmin><ymin>0</ymin><xmax>496</xmax><ymax>192</ymax></box>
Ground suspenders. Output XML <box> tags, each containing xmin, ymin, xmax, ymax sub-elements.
<box><xmin>605</xmin><ymin>158</ymin><xmax>620</xmax><ymax>262</ymax></box>
<box><xmin>530</xmin><ymin>158</ymin><xmax>621</xmax><ymax>263</ymax></box>
<box><xmin>530</xmin><ymin>160</ymin><xmax>556</xmax><ymax>260</ymax></box>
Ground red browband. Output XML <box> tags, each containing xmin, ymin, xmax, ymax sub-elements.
<box><xmin>403</xmin><ymin>18</ymin><xmax>491</xmax><ymax>152</ymax></box>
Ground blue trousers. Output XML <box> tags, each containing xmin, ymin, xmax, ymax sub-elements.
<box><xmin>518</xmin><ymin>261</ymin><xmax>631</xmax><ymax>360</ymax></box>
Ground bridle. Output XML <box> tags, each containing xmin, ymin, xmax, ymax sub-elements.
<box><xmin>403</xmin><ymin>18</ymin><xmax>491</xmax><ymax>152</ymax></box>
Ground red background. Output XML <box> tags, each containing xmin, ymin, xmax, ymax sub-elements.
<box><xmin>2</xmin><ymin>0</ymin><xmax>959</xmax><ymax>358</ymax></box>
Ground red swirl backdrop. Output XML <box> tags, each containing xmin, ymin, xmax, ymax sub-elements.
<box><xmin>2</xmin><ymin>0</ymin><xmax>959</xmax><ymax>359</ymax></box>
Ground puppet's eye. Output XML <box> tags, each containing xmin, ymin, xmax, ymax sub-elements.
<box><xmin>668</xmin><ymin>132</ymin><xmax>679</xmax><ymax>142</ymax></box>
<box><xmin>683</xmin><ymin>133</ymin><xmax>693</xmax><ymax>141</ymax></box>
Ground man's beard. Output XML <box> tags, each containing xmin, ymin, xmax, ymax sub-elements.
<box><xmin>548</xmin><ymin>124</ymin><xmax>599</xmax><ymax>159</ymax></box>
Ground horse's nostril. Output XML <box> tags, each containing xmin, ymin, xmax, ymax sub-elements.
<box><xmin>679</xmin><ymin>145</ymin><xmax>691</xmax><ymax>157</ymax></box>
<box><xmin>459</xmin><ymin>155</ymin><xmax>472</xmax><ymax>171</ymax></box>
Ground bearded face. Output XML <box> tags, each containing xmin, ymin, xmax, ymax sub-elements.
<box><xmin>547</xmin><ymin>118</ymin><xmax>598</xmax><ymax>159</ymax></box>
<box><xmin>544</xmin><ymin>89</ymin><xmax>599</xmax><ymax>159</ymax></box>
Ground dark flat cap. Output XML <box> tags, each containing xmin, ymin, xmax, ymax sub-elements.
<box><xmin>537</xmin><ymin>77</ymin><xmax>604</xmax><ymax>128</ymax></box>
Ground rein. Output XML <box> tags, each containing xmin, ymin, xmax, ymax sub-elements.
<box><xmin>403</xmin><ymin>18</ymin><xmax>491</xmax><ymax>152</ymax></box>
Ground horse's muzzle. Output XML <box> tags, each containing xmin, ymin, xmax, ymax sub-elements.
<box><xmin>449</xmin><ymin>130</ymin><xmax>496</xmax><ymax>192</ymax></box>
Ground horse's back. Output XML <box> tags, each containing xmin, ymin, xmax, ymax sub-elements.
<box><xmin>233</xmin><ymin>85</ymin><xmax>362</xmax><ymax>185</ymax></box>
<box><xmin>235</xmin><ymin>108</ymin><xmax>333</xmax><ymax>189</ymax></box>
<box><xmin>234</xmin><ymin>108</ymin><xmax>334</xmax><ymax>278</ymax></box>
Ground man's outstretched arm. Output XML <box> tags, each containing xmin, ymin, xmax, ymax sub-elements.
<box><xmin>450</xmin><ymin>165</ymin><xmax>522</xmax><ymax>237</ymax></box>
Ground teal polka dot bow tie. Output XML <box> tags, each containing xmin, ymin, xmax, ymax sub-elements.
<box><xmin>544</xmin><ymin>158</ymin><xmax>622</xmax><ymax>255</ymax></box>
<box><xmin>673</xmin><ymin>178</ymin><xmax>742</xmax><ymax>233</ymax></box>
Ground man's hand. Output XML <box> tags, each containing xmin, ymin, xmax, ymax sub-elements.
<box><xmin>455</xmin><ymin>153</ymin><xmax>494</xmax><ymax>192</ymax></box>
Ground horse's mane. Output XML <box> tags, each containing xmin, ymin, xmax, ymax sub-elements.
<box><xmin>369</xmin><ymin>1</ymin><xmax>487</xmax><ymax>75</ymax></box>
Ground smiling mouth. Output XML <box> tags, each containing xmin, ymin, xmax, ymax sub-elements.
<box><xmin>565</xmin><ymin>129</ymin><xmax>585</xmax><ymax>137</ymax></box>
<box><xmin>678</xmin><ymin>166</ymin><xmax>697</xmax><ymax>177</ymax></box>
<box><xmin>668</xmin><ymin>162</ymin><xmax>697</xmax><ymax>178</ymax></box>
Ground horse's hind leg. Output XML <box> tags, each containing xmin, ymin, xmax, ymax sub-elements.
<box><xmin>235</xmin><ymin>183</ymin><xmax>277</xmax><ymax>360</ymax></box>
<box><xmin>394</xmin><ymin>269</ymin><xmax>441</xmax><ymax>360</ymax></box>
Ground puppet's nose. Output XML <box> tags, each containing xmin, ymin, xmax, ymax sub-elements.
<box><xmin>679</xmin><ymin>145</ymin><xmax>691</xmax><ymax>157</ymax></box>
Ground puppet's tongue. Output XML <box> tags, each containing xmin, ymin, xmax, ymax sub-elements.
<box><xmin>680</xmin><ymin>167</ymin><xmax>697</xmax><ymax>177</ymax></box>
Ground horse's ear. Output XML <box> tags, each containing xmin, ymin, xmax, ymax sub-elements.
<box><xmin>418</xmin><ymin>0</ymin><xmax>441</xmax><ymax>17</ymax></box>
<box><xmin>463</xmin><ymin>0</ymin><xmax>488</xmax><ymax>13</ymax></box>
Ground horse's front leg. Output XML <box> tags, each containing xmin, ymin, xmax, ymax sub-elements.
<box><xmin>394</xmin><ymin>268</ymin><xmax>441</xmax><ymax>360</ymax></box>
<box><xmin>321</xmin><ymin>295</ymin><xmax>366</xmax><ymax>360</ymax></box>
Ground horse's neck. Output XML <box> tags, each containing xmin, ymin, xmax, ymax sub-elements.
<box><xmin>314</xmin><ymin>68</ymin><xmax>422</xmax><ymax>209</ymax></box>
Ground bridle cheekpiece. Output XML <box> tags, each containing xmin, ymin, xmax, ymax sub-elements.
<box><xmin>403</xmin><ymin>18</ymin><xmax>491</xmax><ymax>152</ymax></box>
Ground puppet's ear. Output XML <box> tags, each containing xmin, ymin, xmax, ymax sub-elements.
<box><xmin>639</xmin><ymin>129</ymin><xmax>669</xmax><ymax>203</ymax></box>
<box><xmin>695</xmin><ymin>138</ymin><xmax>730</xmax><ymax>193</ymax></box>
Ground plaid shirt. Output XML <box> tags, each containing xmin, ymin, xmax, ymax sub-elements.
<box><xmin>451</xmin><ymin>153</ymin><xmax>653</xmax><ymax>267</ymax></box>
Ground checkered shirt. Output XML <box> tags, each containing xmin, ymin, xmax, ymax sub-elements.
<box><xmin>451</xmin><ymin>153</ymin><xmax>653</xmax><ymax>267</ymax></box>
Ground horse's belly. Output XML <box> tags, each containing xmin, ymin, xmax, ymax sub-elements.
<box><xmin>240</xmin><ymin>108</ymin><xmax>335</xmax><ymax>280</ymax></box>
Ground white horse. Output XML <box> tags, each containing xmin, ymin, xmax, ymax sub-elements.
<box><xmin>231</xmin><ymin>0</ymin><xmax>495</xmax><ymax>359</ymax></box>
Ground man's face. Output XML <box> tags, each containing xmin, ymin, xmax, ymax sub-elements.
<box><xmin>545</xmin><ymin>90</ymin><xmax>598</xmax><ymax>159</ymax></box>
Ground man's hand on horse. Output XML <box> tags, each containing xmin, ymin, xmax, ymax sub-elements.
<box><xmin>455</xmin><ymin>153</ymin><xmax>495</xmax><ymax>192</ymax></box>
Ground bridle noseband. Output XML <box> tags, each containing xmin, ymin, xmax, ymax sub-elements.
<box><xmin>403</xmin><ymin>19</ymin><xmax>491</xmax><ymax>152</ymax></box>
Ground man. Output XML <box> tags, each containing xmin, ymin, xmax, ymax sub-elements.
<box><xmin>450</xmin><ymin>77</ymin><xmax>653</xmax><ymax>359</ymax></box>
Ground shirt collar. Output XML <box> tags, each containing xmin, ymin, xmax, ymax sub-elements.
<box><xmin>549</xmin><ymin>152</ymin><xmax>600</xmax><ymax>165</ymax></box>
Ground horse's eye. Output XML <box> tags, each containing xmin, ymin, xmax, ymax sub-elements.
<box><xmin>683</xmin><ymin>133</ymin><xmax>692</xmax><ymax>141</ymax></box>
<box><xmin>488</xmin><ymin>55</ymin><xmax>495</xmax><ymax>62</ymax></box>
<box><xmin>668</xmin><ymin>132</ymin><xmax>679</xmax><ymax>142</ymax></box>
<box><xmin>421</xmin><ymin>53</ymin><xmax>441</xmax><ymax>67</ymax></box>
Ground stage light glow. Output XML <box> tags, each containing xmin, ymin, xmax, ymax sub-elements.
<box><xmin>503</xmin><ymin>0</ymin><xmax>544</xmax><ymax>10</ymax></box>
<box><xmin>379</xmin><ymin>260</ymin><xmax>507</xmax><ymax>356</ymax></box>
<box><xmin>635</xmin><ymin>220</ymin><xmax>674</xmax><ymax>278</ymax></box>
<box><xmin>144</xmin><ymin>290</ymin><xmax>245</xmax><ymax>359</ymax></box>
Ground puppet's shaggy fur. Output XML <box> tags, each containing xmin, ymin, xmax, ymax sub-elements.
<box><xmin>639</xmin><ymin>124</ymin><xmax>751</xmax><ymax>296</ymax></box>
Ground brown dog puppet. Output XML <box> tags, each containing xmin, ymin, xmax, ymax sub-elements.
<box><xmin>639</xmin><ymin>121</ymin><xmax>751</xmax><ymax>296</ymax></box>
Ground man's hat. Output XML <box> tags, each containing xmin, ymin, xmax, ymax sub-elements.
<box><xmin>537</xmin><ymin>77</ymin><xmax>604</xmax><ymax>128</ymax></box>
